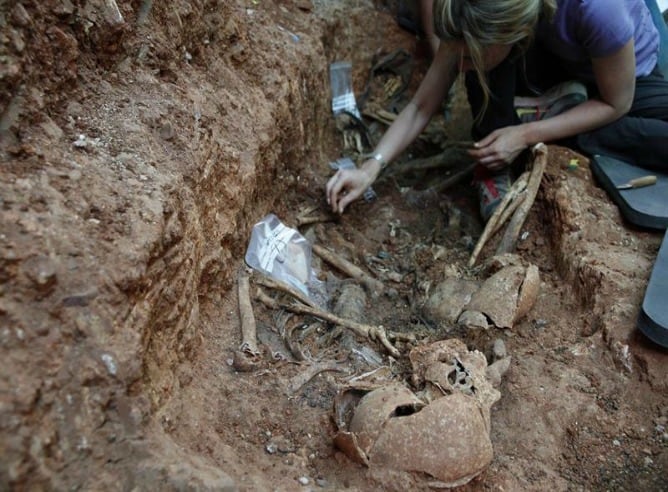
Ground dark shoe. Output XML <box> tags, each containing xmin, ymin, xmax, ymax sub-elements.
<box><xmin>515</xmin><ymin>81</ymin><xmax>588</xmax><ymax>123</ymax></box>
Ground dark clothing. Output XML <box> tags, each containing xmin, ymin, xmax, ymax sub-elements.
<box><xmin>577</xmin><ymin>69</ymin><xmax>668</xmax><ymax>171</ymax></box>
<box><xmin>464</xmin><ymin>43</ymin><xmax>668</xmax><ymax>172</ymax></box>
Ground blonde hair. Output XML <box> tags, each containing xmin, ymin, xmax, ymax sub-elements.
<box><xmin>434</xmin><ymin>0</ymin><xmax>556</xmax><ymax>118</ymax></box>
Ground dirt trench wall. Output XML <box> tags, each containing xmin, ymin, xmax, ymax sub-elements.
<box><xmin>1</xmin><ymin>0</ymin><xmax>334</xmax><ymax>488</ymax></box>
<box><xmin>540</xmin><ymin>152</ymin><xmax>666</xmax><ymax>390</ymax></box>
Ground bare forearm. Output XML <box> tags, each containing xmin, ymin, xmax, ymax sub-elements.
<box><xmin>361</xmin><ymin>49</ymin><xmax>459</xmax><ymax>180</ymax></box>
<box><xmin>523</xmin><ymin>41</ymin><xmax>636</xmax><ymax>146</ymax></box>
<box><xmin>520</xmin><ymin>98</ymin><xmax>627</xmax><ymax>145</ymax></box>
<box><xmin>361</xmin><ymin>102</ymin><xmax>434</xmax><ymax>178</ymax></box>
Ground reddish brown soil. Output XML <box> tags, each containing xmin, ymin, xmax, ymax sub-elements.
<box><xmin>1</xmin><ymin>1</ymin><xmax>666</xmax><ymax>491</ymax></box>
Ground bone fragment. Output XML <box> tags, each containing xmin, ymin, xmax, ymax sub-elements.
<box><xmin>102</xmin><ymin>0</ymin><xmax>124</xmax><ymax>25</ymax></box>
<box><xmin>253</xmin><ymin>272</ymin><xmax>316</xmax><ymax>308</ymax></box>
<box><xmin>387</xmin><ymin>147</ymin><xmax>471</xmax><ymax>177</ymax></box>
<box><xmin>469</xmin><ymin>171</ymin><xmax>530</xmax><ymax>267</ymax></box>
<box><xmin>432</xmin><ymin>162</ymin><xmax>477</xmax><ymax>193</ymax></box>
<box><xmin>254</xmin><ymin>288</ymin><xmax>405</xmax><ymax>358</ymax></box>
<box><xmin>297</xmin><ymin>213</ymin><xmax>336</xmax><ymax>227</ymax></box>
<box><xmin>137</xmin><ymin>0</ymin><xmax>153</xmax><ymax>25</ymax></box>
<box><xmin>287</xmin><ymin>361</ymin><xmax>345</xmax><ymax>395</ymax></box>
<box><xmin>238</xmin><ymin>268</ymin><xmax>260</xmax><ymax>355</ymax></box>
<box><xmin>495</xmin><ymin>143</ymin><xmax>548</xmax><ymax>255</ymax></box>
<box><xmin>312</xmin><ymin>244</ymin><xmax>384</xmax><ymax>297</ymax></box>
<box><xmin>490</xmin><ymin>189</ymin><xmax>526</xmax><ymax>237</ymax></box>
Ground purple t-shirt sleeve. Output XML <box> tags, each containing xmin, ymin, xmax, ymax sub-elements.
<box><xmin>577</xmin><ymin>0</ymin><xmax>634</xmax><ymax>57</ymax></box>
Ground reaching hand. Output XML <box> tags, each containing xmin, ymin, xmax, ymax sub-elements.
<box><xmin>469</xmin><ymin>125</ymin><xmax>528</xmax><ymax>170</ymax></box>
<box><xmin>326</xmin><ymin>164</ymin><xmax>378</xmax><ymax>214</ymax></box>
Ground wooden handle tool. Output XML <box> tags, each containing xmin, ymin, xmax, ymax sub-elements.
<box><xmin>616</xmin><ymin>175</ymin><xmax>657</xmax><ymax>190</ymax></box>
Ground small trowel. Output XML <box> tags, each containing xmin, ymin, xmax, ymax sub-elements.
<box><xmin>616</xmin><ymin>175</ymin><xmax>657</xmax><ymax>190</ymax></box>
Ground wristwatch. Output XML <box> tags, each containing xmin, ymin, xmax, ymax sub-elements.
<box><xmin>371</xmin><ymin>152</ymin><xmax>388</xmax><ymax>169</ymax></box>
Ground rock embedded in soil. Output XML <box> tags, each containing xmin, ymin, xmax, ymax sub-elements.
<box><xmin>333</xmin><ymin>282</ymin><xmax>367</xmax><ymax>322</ymax></box>
<box><xmin>486</xmin><ymin>356</ymin><xmax>512</xmax><ymax>388</ymax></box>
<box><xmin>492</xmin><ymin>338</ymin><xmax>507</xmax><ymax>360</ymax></box>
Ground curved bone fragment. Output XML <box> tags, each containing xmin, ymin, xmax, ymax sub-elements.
<box><xmin>466</xmin><ymin>266</ymin><xmax>525</xmax><ymax>329</ymax></box>
<box><xmin>368</xmin><ymin>392</ymin><xmax>494</xmax><ymax>487</ymax></box>
<box><xmin>515</xmin><ymin>264</ymin><xmax>540</xmax><ymax>322</ymax></box>
<box><xmin>349</xmin><ymin>384</ymin><xmax>424</xmax><ymax>453</ymax></box>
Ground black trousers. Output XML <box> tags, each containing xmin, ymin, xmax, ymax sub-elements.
<box><xmin>464</xmin><ymin>46</ymin><xmax>668</xmax><ymax>172</ymax></box>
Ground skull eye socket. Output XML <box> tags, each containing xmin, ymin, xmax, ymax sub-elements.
<box><xmin>391</xmin><ymin>403</ymin><xmax>421</xmax><ymax>418</ymax></box>
<box><xmin>445</xmin><ymin>359</ymin><xmax>477</xmax><ymax>395</ymax></box>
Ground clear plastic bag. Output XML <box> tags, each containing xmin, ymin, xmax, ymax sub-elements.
<box><xmin>244</xmin><ymin>214</ymin><xmax>313</xmax><ymax>297</ymax></box>
<box><xmin>329</xmin><ymin>61</ymin><xmax>361</xmax><ymax>119</ymax></box>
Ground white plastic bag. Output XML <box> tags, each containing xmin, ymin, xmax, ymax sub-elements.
<box><xmin>245</xmin><ymin>214</ymin><xmax>312</xmax><ymax>296</ymax></box>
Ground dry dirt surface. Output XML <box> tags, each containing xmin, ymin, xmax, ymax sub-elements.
<box><xmin>1</xmin><ymin>1</ymin><xmax>667</xmax><ymax>491</ymax></box>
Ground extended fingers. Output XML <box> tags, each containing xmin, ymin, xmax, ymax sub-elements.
<box><xmin>327</xmin><ymin>171</ymin><xmax>347</xmax><ymax>213</ymax></box>
<box><xmin>326</xmin><ymin>171</ymin><xmax>339</xmax><ymax>204</ymax></box>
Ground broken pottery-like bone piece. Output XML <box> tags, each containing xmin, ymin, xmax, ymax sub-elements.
<box><xmin>463</xmin><ymin>264</ymin><xmax>540</xmax><ymax>329</ymax></box>
<box><xmin>515</xmin><ymin>264</ymin><xmax>540</xmax><ymax>323</ymax></box>
<box><xmin>409</xmin><ymin>339</ymin><xmax>499</xmax><ymax>413</ymax></box>
<box><xmin>423</xmin><ymin>277</ymin><xmax>480</xmax><ymax>327</ymax></box>
<box><xmin>466</xmin><ymin>265</ymin><xmax>525</xmax><ymax>329</ymax></box>
<box><xmin>349</xmin><ymin>384</ymin><xmax>424</xmax><ymax>453</ymax></box>
<box><xmin>334</xmin><ymin>340</ymin><xmax>503</xmax><ymax>487</ymax></box>
<box><xmin>457</xmin><ymin>310</ymin><xmax>489</xmax><ymax>331</ymax></box>
<box><xmin>368</xmin><ymin>392</ymin><xmax>494</xmax><ymax>487</ymax></box>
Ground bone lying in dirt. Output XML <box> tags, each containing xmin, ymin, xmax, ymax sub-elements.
<box><xmin>312</xmin><ymin>243</ymin><xmax>384</xmax><ymax>297</ymax></box>
<box><xmin>238</xmin><ymin>267</ymin><xmax>260</xmax><ymax>355</ymax></box>
<box><xmin>254</xmin><ymin>288</ymin><xmax>412</xmax><ymax>358</ymax></box>
<box><xmin>469</xmin><ymin>171</ymin><xmax>530</xmax><ymax>267</ymax></box>
<box><xmin>491</xmin><ymin>188</ymin><xmax>527</xmax><ymax>237</ymax></box>
<box><xmin>276</xmin><ymin>312</ymin><xmax>310</xmax><ymax>362</ymax></box>
<box><xmin>297</xmin><ymin>213</ymin><xmax>337</xmax><ymax>227</ymax></box>
<box><xmin>496</xmin><ymin>143</ymin><xmax>548</xmax><ymax>255</ymax></box>
<box><xmin>287</xmin><ymin>361</ymin><xmax>346</xmax><ymax>396</ymax></box>
<box><xmin>253</xmin><ymin>272</ymin><xmax>316</xmax><ymax>308</ymax></box>
<box><xmin>295</xmin><ymin>204</ymin><xmax>337</xmax><ymax>227</ymax></box>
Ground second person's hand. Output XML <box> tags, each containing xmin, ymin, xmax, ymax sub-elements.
<box><xmin>469</xmin><ymin>125</ymin><xmax>529</xmax><ymax>170</ymax></box>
